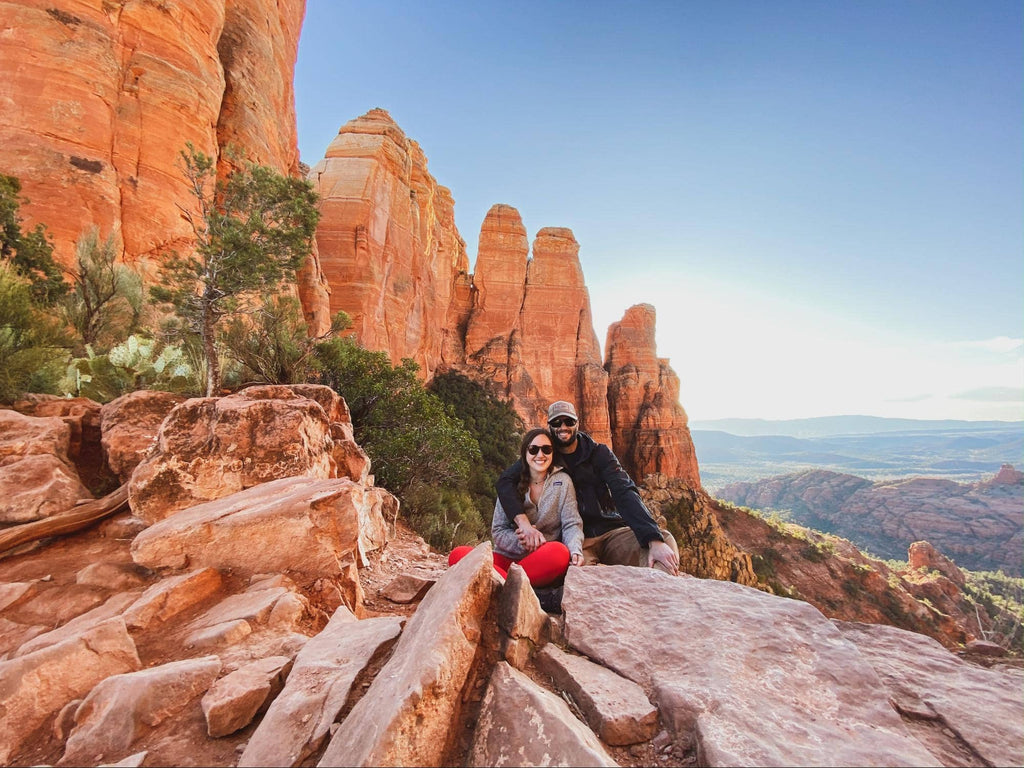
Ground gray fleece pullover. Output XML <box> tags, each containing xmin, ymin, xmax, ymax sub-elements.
<box><xmin>491</xmin><ymin>466</ymin><xmax>584</xmax><ymax>560</ymax></box>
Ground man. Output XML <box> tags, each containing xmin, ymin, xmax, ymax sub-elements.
<box><xmin>496</xmin><ymin>400</ymin><xmax>680</xmax><ymax>575</ymax></box>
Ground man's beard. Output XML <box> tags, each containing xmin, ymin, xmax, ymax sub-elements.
<box><xmin>551</xmin><ymin>428</ymin><xmax>576</xmax><ymax>448</ymax></box>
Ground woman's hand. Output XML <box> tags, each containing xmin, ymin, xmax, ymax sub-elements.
<box><xmin>570</xmin><ymin>553</ymin><xmax>585</xmax><ymax>567</ymax></box>
<box><xmin>514</xmin><ymin>516</ymin><xmax>545</xmax><ymax>552</ymax></box>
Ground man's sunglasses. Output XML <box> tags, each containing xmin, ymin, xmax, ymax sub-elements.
<box><xmin>527</xmin><ymin>444</ymin><xmax>554</xmax><ymax>455</ymax></box>
<box><xmin>548</xmin><ymin>417</ymin><xmax>577</xmax><ymax>429</ymax></box>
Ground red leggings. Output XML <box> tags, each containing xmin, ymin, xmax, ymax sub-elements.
<box><xmin>448</xmin><ymin>541</ymin><xmax>570</xmax><ymax>587</ymax></box>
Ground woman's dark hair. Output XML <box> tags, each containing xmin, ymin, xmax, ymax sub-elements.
<box><xmin>516</xmin><ymin>428</ymin><xmax>558</xmax><ymax>497</ymax></box>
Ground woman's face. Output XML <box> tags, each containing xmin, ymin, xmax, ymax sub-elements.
<box><xmin>526</xmin><ymin>434</ymin><xmax>554</xmax><ymax>474</ymax></box>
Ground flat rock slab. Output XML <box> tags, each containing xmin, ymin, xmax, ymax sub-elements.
<box><xmin>469</xmin><ymin>661</ymin><xmax>617</xmax><ymax>767</ymax></box>
<box><xmin>202</xmin><ymin>655</ymin><xmax>293</xmax><ymax>738</ymax></box>
<box><xmin>121</xmin><ymin>567</ymin><xmax>223</xmax><ymax>631</ymax></box>
<box><xmin>380</xmin><ymin>573</ymin><xmax>434</xmax><ymax>603</ymax></box>
<box><xmin>0</xmin><ymin>617</ymin><xmax>141</xmax><ymax>763</ymax></box>
<box><xmin>318</xmin><ymin>542</ymin><xmax>497</xmax><ymax>767</ymax></box>
<box><xmin>131</xmin><ymin>476</ymin><xmax>388</xmax><ymax>581</ymax></box>
<box><xmin>837</xmin><ymin>620</ymin><xmax>1024</xmax><ymax>768</ymax></box>
<box><xmin>562</xmin><ymin>566</ymin><xmax>940</xmax><ymax>767</ymax></box>
<box><xmin>60</xmin><ymin>655</ymin><xmax>222</xmax><ymax>766</ymax></box>
<box><xmin>15</xmin><ymin>591</ymin><xmax>140</xmax><ymax>657</ymax></box>
<box><xmin>537</xmin><ymin>643</ymin><xmax>658</xmax><ymax>745</ymax></box>
<box><xmin>240</xmin><ymin>608</ymin><xmax>402</xmax><ymax>767</ymax></box>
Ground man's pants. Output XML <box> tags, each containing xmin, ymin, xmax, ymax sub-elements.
<box><xmin>582</xmin><ymin>526</ymin><xmax>680</xmax><ymax>574</ymax></box>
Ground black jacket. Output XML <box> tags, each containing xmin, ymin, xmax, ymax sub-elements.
<box><xmin>496</xmin><ymin>431</ymin><xmax>664</xmax><ymax>546</ymax></box>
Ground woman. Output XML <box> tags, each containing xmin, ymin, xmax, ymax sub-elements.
<box><xmin>449</xmin><ymin>428</ymin><xmax>584</xmax><ymax>586</ymax></box>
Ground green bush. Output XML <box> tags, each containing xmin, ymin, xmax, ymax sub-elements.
<box><xmin>220</xmin><ymin>296</ymin><xmax>349</xmax><ymax>386</ymax></box>
<box><xmin>427</xmin><ymin>370</ymin><xmax>523</xmax><ymax>531</ymax></box>
<box><xmin>61</xmin><ymin>228</ymin><xmax>143</xmax><ymax>354</ymax></box>
<box><xmin>0</xmin><ymin>174</ymin><xmax>67</xmax><ymax>306</ymax></box>
<box><xmin>0</xmin><ymin>263</ymin><xmax>69</xmax><ymax>403</ymax></box>
<box><xmin>314</xmin><ymin>338</ymin><xmax>482</xmax><ymax>548</ymax></box>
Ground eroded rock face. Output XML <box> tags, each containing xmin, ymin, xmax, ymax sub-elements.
<box><xmin>127</xmin><ymin>385</ymin><xmax>367</xmax><ymax>524</ymax></box>
<box><xmin>100</xmin><ymin>391</ymin><xmax>186</xmax><ymax>483</ymax></box>
<box><xmin>640</xmin><ymin>475</ymin><xmax>757</xmax><ymax>585</ymax></box>
<box><xmin>0</xmin><ymin>409</ymin><xmax>91</xmax><ymax>522</ymax></box>
<box><xmin>0</xmin><ymin>0</ymin><xmax>310</xmax><ymax>271</ymax></box>
<box><xmin>309</xmin><ymin>109</ymin><xmax>469</xmax><ymax>377</ymax></box>
<box><xmin>318</xmin><ymin>542</ymin><xmax>498</xmax><ymax>767</ymax></box>
<box><xmin>605</xmin><ymin>304</ymin><xmax>700</xmax><ymax>487</ymax></box>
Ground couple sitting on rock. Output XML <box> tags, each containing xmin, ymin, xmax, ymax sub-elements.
<box><xmin>449</xmin><ymin>400</ymin><xmax>680</xmax><ymax>587</ymax></box>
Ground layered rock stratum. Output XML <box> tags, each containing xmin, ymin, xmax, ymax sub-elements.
<box><xmin>718</xmin><ymin>466</ymin><xmax>1024</xmax><ymax>575</ymax></box>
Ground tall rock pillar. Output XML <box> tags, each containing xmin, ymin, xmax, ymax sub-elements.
<box><xmin>605</xmin><ymin>304</ymin><xmax>700</xmax><ymax>487</ymax></box>
<box><xmin>308</xmin><ymin>109</ymin><xmax>469</xmax><ymax>376</ymax></box>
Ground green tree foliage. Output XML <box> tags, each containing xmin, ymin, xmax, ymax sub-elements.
<box><xmin>151</xmin><ymin>145</ymin><xmax>320</xmax><ymax>396</ymax></box>
<box><xmin>964</xmin><ymin>569</ymin><xmax>1024</xmax><ymax>652</ymax></box>
<box><xmin>314</xmin><ymin>338</ymin><xmax>485</xmax><ymax>548</ymax></box>
<box><xmin>0</xmin><ymin>263</ymin><xmax>69</xmax><ymax>402</ymax></box>
<box><xmin>0</xmin><ymin>174</ymin><xmax>67</xmax><ymax>305</ymax></box>
<box><xmin>61</xmin><ymin>228</ymin><xmax>143</xmax><ymax>354</ymax></box>
<box><xmin>427</xmin><ymin>370</ymin><xmax>524</xmax><ymax>525</ymax></box>
<box><xmin>220</xmin><ymin>295</ymin><xmax>350</xmax><ymax>385</ymax></box>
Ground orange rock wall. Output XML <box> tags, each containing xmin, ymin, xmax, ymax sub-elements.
<box><xmin>0</xmin><ymin>0</ymin><xmax>322</xmax><ymax>297</ymax></box>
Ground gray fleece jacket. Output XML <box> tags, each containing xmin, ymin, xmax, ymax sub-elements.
<box><xmin>491</xmin><ymin>466</ymin><xmax>583</xmax><ymax>560</ymax></box>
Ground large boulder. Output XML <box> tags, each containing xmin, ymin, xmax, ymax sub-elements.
<box><xmin>131</xmin><ymin>476</ymin><xmax>391</xmax><ymax>584</ymax></box>
<box><xmin>561</xmin><ymin>567</ymin><xmax>940</xmax><ymax>767</ymax></box>
<box><xmin>318</xmin><ymin>542</ymin><xmax>498</xmax><ymax>767</ymax></box>
<box><xmin>0</xmin><ymin>409</ymin><xmax>91</xmax><ymax>522</ymax></box>
<box><xmin>59</xmin><ymin>655</ymin><xmax>222</xmax><ymax>766</ymax></box>
<box><xmin>128</xmin><ymin>385</ymin><xmax>369</xmax><ymax>523</ymax></box>
<box><xmin>100</xmin><ymin>391</ymin><xmax>185</xmax><ymax>483</ymax></box>
<box><xmin>469</xmin><ymin>661</ymin><xmax>617</xmax><ymax>767</ymax></box>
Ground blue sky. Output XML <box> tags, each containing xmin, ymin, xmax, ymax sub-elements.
<box><xmin>294</xmin><ymin>1</ymin><xmax>1023</xmax><ymax>421</ymax></box>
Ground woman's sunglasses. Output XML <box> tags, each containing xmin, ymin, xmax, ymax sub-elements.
<box><xmin>548</xmin><ymin>417</ymin><xmax>577</xmax><ymax>429</ymax></box>
<box><xmin>527</xmin><ymin>444</ymin><xmax>554</xmax><ymax>456</ymax></box>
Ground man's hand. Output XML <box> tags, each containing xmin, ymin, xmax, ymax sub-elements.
<box><xmin>570</xmin><ymin>552</ymin><xmax>585</xmax><ymax>567</ymax></box>
<box><xmin>647</xmin><ymin>540</ymin><xmax>679</xmax><ymax>575</ymax></box>
<box><xmin>515</xmin><ymin>520</ymin><xmax>545</xmax><ymax>553</ymax></box>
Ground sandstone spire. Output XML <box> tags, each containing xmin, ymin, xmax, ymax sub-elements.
<box><xmin>605</xmin><ymin>304</ymin><xmax>701</xmax><ymax>487</ymax></box>
<box><xmin>308</xmin><ymin>109</ymin><xmax>469</xmax><ymax>376</ymax></box>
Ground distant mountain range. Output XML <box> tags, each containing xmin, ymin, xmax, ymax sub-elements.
<box><xmin>690</xmin><ymin>415</ymin><xmax>1023</xmax><ymax>439</ymax></box>
<box><xmin>691</xmin><ymin>416</ymin><xmax>1023</xmax><ymax>491</ymax></box>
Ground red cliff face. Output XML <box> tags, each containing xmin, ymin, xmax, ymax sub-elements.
<box><xmin>308</xmin><ymin>110</ymin><xmax>469</xmax><ymax>375</ymax></box>
<box><xmin>605</xmin><ymin>304</ymin><xmax>701</xmax><ymax>487</ymax></box>
<box><xmin>0</xmin><ymin>0</ymin><xmax>316</xmax><ymax>285</ymax></box>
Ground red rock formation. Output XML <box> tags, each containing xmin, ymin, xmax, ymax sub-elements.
<box><xmin>0</xmin><ymin>0</ymin><xmax>330</xmax><ymax>325</ymax></box>
<box><xmin>308</xmin><ymin>109</ymin><xmax>469</xmax><ymax>376</ymax></box>
<box><xmin>456</xmin><ymin>210</ymin><xmax>610</xmax><ymax>440</ymax></box>
<box><xmin>604</xmin><ymin>304</ymin><xmax>700</xmax><ymax>487</ymax></box>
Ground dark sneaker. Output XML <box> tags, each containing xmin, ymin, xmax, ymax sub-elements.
<box><xmin>534</xmin><ymin>585</ymin><xmax>563</xmax><ymax>614</ymax></box>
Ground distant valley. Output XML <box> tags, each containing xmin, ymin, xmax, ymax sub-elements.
<box><xmin>691</xmin><ymin>416</ymin><xmax>1023</xmax><ymax>492</ymax></box>
<box><xmin>715</xmin><ymin>465</ymin><xmax>1023</xmax><ymax>576</ymax></box>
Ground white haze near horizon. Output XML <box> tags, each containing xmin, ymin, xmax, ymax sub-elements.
<box><xmin>587</xmin><ymin>271</ymin><xmax>1024</xmax><ymax>423</ymax></box>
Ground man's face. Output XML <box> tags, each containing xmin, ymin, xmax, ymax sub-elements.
<box><xmin>548</xmin><ymin>416</ymin><xmax>578</xmax><ymax>449</ymax></box>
